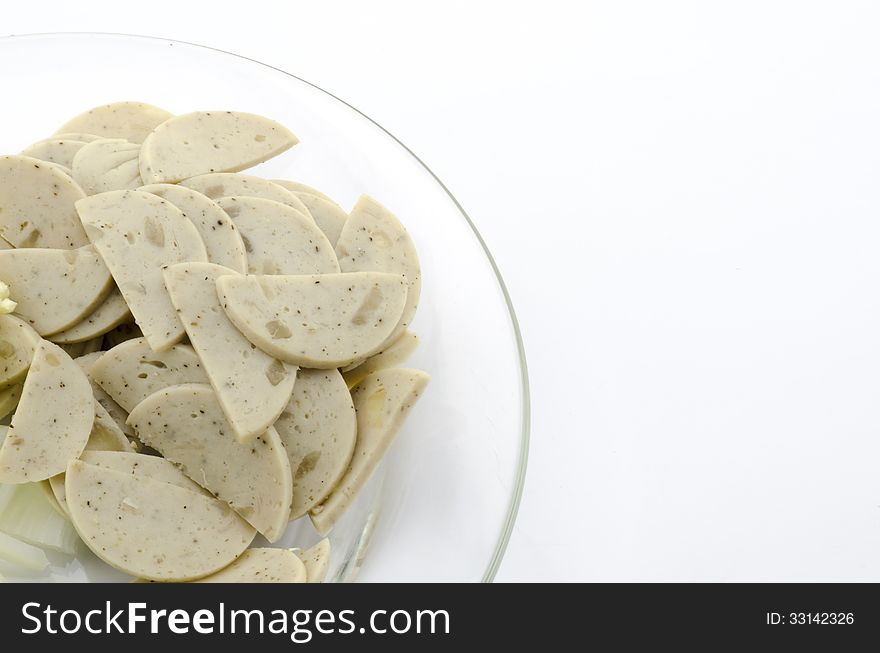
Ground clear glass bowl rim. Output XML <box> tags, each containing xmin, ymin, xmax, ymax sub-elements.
<box><xmin>0</xmin><ymin>31</ymin><xmax>531</xmax><ymax>582</ymax></box>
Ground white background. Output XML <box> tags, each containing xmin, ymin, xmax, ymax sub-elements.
<box><xmin>7</xmin><ymin>1</ymin><xmax>880</xmax><ymax>581</ymax></box>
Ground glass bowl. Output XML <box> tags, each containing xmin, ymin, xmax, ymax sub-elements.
<box><xmin>0</xmin><ymin>33</ymin><xmax>529</xmax><ymax>582</ymax></box>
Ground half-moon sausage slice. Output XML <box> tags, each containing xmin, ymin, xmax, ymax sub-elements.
<box><xmin>274</xmin><ymin>369</ymin><xmax>356</xmax><ymax>519</ymax></box>
<box><xmin>335</xmin><ymin>195</ymin><xmax>421</xmax><ymax>346</ymax></box>
<box><xmin>90</xmin><ymin>337</ymin><xmax>208</xmax><ymax>412</ymax></box>
<box><xmin>128</xmin><ymin>383</ymin><xmax>293</xmax><ymax>543</ymax></box>
<box><xmin>76</xmin><ymin>189</ymin><xmax>208</xmax><ymax>350</ymax></box>
<box><xmin>21</xmin><ymin>139</ymin><xmax>88</xmax><ymax>169</ymax></box>
<box><xmin>140</xmin><ymin>112</ymin><xmax>297</xmax><ymax>184</ymax></box>
<box><xmin>0</xmin><ymin>244</ymin><xmax>113</xmax><ymax>335</ymax></box>
<box><xmin>0</xmin><ymin>155</ymin><xmax>89</xmax><ymax>249</ymax></box>
<box><xmin>216</xmin><ymin>196</ymin><xmax>338</xmax><ymax>275</ymax></box>
<box><xmin>55</xmin><ymin>102</ymin><xmax>173</xmax><ymax>144</ymax></box>
<box><xmin>193</xmin><ymin>548</ymin><xmax>306</xmax><ymax>583</ymax></box>
<box><xmin>0</xmin><ymin>341</ymin><xmax>93</xmax><ymax>483</ymax></box>
<box><xmin>310</xmin><ymin>368</ymin><xmax>429</xmax><ymax>535</ymax></box>
<box><xmin>293</xmin><ymin>192</ymin><xmax>348</xmax><ymax>246</ymax></box>
<box><xmin>72</xmin><ymin>139</ymin><xmax>142</xmax><ymax>195</ymax></box>
<box><xmin>66</xmin><ymin>459</ymin><xmax>255</xmax><ymax>581</ymax></box>
<box><xmin>216</xmin><ymin>272</ymin><xmax>407</xmax><ymax>369</ymax></box>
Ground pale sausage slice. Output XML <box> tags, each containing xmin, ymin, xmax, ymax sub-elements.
<box><xmin>271</xmin><ymin>179</ymin><xmax>334</xmax><ymax>203</ymax></box>
<box><xmin>194</xmin><ymin>548</ymin><xmax>306</xmax><ymax>583</ymax></box>
<box><xmin>139</xmin><ymin>184</ymin><xmax>247</xmax><ymax>273</ymax></box>
<box><xmin>343</xmin><ymin>331</ymin><xmax>419</xmax><ymax>388</ymax></box>
<box><xmin>72</xmin><ymin>139</ymin><xmax>142</xmax><ymax>195</ymax></box>
<box><xmin>216</xmin><ymin>272</ymin><xmax>407</xmax><ymax>369</ymax></box>
<box><xmin>0</xmin><ymin>315</ymin><xmax>40</xmax><ymax>389</ymax></box>
<box><xmin>48</xmin><ymin>289</ymin><xmax>132</xmax><ymax>344</ymax></box>
<box><xmin>21</xmin><ymin>139</ymin><xmax>88</xmax><ymax>169</ymax></box>
<box><xmin>275</xmin><ymin>369</ymin><xmax>356</xmax><ymax>519</ymax></box>
<box><xmin>310</xmin><ymin>368</ymin><xmax>429</xmax><ymax>535</ymax></box>
<box><xmin>293</xmin><ymin>192</ymin><xmax>348</xmax><ymax>246</ymax></box>
<box><xmin>76</xmin><ymin>190</ymin><xmax>208</xmax><ymax>351</ymax></box>
<box><xmin>336</xmin><ymin>195</ymin><xmax>421</xmax><ymax>345</ymax></box>
<box><xmin>90</xmin><ymin>337</ymin><xmax>207</xmax><ymax>412</ymax></box>
<box><xmin>297</xmin><ymin>538</ymin><xmax>331</xmax><ymax>583</ymax></box>
<box><xmin>127</xmin><ymin>383</ymin><xmax>293</xmax><ymax>543</ymax></box>
<box><xmin>181</xmin><ymin>173</ymin><xmax>311</xmax><ymax>217</ymax></box>
<box><xmin>163</xmin><ymin>262</ymin><xmax>297</xmax><ymax>441</ymax></box>
<box><xmin>216</xmin><ymin>196</ymin><xmax>339</xmax><ymax>275</ymax></box>
<box><xmin>66</xmin><ymin>460</ymin><xmax>255</xmax><ymax>581</ymax></box>
<box><xmin>0</xmin><ymin>155</ymin><xmax>89</xmax><ymax>249</ymax></box>
<box><xmin>139</xmin><ymin>112</ymin><xmax>297</xmax><ymax>184</ymax></box>
<box><xmin>0</xmin><ymin>341</ymin><xmax>93</xmax><ymax>483</ymax></box>
<box><xmin>55</xmin><ymin>102</ymin><xmax>173</xmax><ymax>144</ymax></box>
<box><xmin>0</xmin><ymin>245</ymin><xmax>113</xmax><ymax>335</ymax></box>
